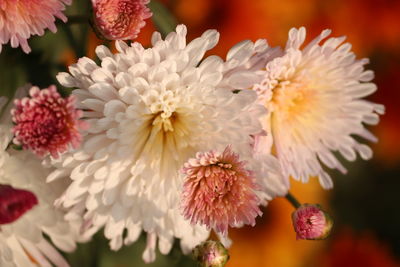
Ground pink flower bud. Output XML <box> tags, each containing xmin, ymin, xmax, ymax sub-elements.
<box><xmin>91</xmin><ymin>0</ymin><xmax>152</xmax><ymax>40</ymax></box>
<box><xmin>11</xmin><ymin>85</ymin><xmax>87</xmax><ymax>158</ymax></box>
<box><xmin>292</xmin><ymin>204</ymin><xmax>333</xmax><ymax>240</ymax></box>
<box><xmin>0</xmin><ymin>184</ymin><xmax>38</xmax><ymax>225</ymax></box>
<box><xmin>193</xmin><ymin>240</ymin><xmax>229</xmax><ymax>267</ymax></box>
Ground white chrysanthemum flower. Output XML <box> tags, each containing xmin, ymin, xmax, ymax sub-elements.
<box><xmin>253</xmin><ymin>27</ymin><xmax>385</xmax><ymax>188</ymax></box>
<box><xmin>0</xmin><ymin>93</ymin><xmax>83</xmax><ymax>267</ymax></box>
<box><xmin>52</xmin><ymin>24</ymin><xmax>279</xmax><ymax>261</ymax></box>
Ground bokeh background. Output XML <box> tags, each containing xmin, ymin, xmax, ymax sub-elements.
<box><xmin>1</xmin><ymin>0</ymin><xmax>400</xmax><ymax>266</ymax></box>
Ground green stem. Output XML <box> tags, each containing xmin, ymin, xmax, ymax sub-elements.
<box><xmin>285</xmin><ymin>192</ymin><xmax>301</xmax><ymax>209</ymax></box>
<box><xmin>67</xmin><ymin>15</ymin><xmax>89</xmax><ymax>25</ymax></box>
<box><xmin>90</xmin><ymin>234</ymin><xmax>99</xmax><ymax>267</ymax></box>
<box><xmin>148</xmin><ymin>0</ymin><xmax>177</xmax><ymax>37</ymax></box>
<box><xmin>56</xmin><ymin>16</ymin><xmax>88</xmax><ymax>27</ymax></box>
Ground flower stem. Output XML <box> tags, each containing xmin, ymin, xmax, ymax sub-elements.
<box><xmin>285</xmin><ymin>192</ymin><xmax>301</xmax><ymax>209</ymax></box>
<box><xmin>148</xmin><ymin>0</ymin><xmax>177</xmax><ymax>37</ymax></box>
<box><xmin>67</xmin><ymin>15</ymin><xmax>89</xmax><ymax>25</ymax></box>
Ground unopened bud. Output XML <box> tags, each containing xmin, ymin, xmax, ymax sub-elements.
<box><xmin>291</xmin><ymin>204</ymin><xmax>333</xmax><ymax>240</ymax></box>
<box><xmin>193</xmin><ymin>240</ymin><xmax>229</xmax><ymax>267</ymax></box>
<box><xmin>0</xmin><ymin>184</ymin><xmax>38</xmax><ymax>225</ymax></box>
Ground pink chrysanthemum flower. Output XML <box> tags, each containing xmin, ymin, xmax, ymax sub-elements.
<box><xmin>0</xmin><ymin>0</ymin><xmax>72</xmax><ymax>54</ymax></box>
<box><xmin>181</xmin><ymin>145</ymin><xmax>262</xmax><ymax>235</ymax></box>
<box><xmin>292</xmin><ymin>204</ymin><xmax>333</xmax><ymax>240</ymax></box>
<box><xmin>91</xmin><ymin>0</ymin><xmax>152</xmax><ymax>40</ymax></box>
<box><xmin>0</xmin><ymin>184</ymin><xmax>38</xmax><ymax>225</ymax></box>
<box><xmin>11</xmin><ymin>85</ymin><xmax>87</xmax><ymax>158</ymax></box>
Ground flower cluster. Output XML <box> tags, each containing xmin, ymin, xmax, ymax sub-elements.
<box><xmin>48</xmin><ymin>24</ymin><xmax>382</xmax><ymax>262</ymax></box>
<box><xmin>0</xmin><ymin>1</ymin><xmax>384</xmax><ymax>265</ymax></box>
<box><xmin>53</xmin><ymin>25</ymin><xmax>274</xmax><ymax>260</ymax></box>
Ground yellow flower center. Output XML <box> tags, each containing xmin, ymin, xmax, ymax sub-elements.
<box><xmin>271</xmin><ymin>79</ymin><xmax>317</xmax><ymax>123</ymax></box>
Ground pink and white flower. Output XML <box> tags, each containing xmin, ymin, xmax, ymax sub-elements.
<box><xmin>181</xmin><ymin>145</ymin><xmax>262</xmax><ymax>236</ymax></box>
<box><xmin>291</xmin><ymin>204</ymin><xmax>333</xmax><ymax>240</ymax></box>
<box><xmin>253</xmin><ymin>27</ymin><xmax>384</xmax><ymax>189</ymax></box>
<box><xmin>91</xmin><ymin>0</ymin><xmax>152</xmax><ymax>40</ymax></box>
<box><xmin>0</xmin><ymin>0</ymin><xmax>72</xmax><ymax>54</ymax></box>
<box><xmin>12</xmin><ymin>85</ymin><xmax>87</xmax><ymax>158</ymax></box>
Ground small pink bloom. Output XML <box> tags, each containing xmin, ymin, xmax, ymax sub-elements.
<box><xmin>0</xmin><ymin>0</ymin><xmax>71</xmax><ymax>54</ymax></box>
<box><xmin>193</xmin><ymin>240</ymin><xmax>229</xmax><ymax>267</ymax></box>
<box><xmin>0</xmin><ymin>184</ymin><xmax>38</xmax><ymax>225</ymax></box>
<box><xmin>181</xmin><ymin>145</ymin><xmax>262</xmax><ymax>235</ymax></box>
<box><xmin>12</xmin><ymin>85</ymin><xmax>87</xmax><ymax>158</ymax></box>
<box><xmin>91</xmin><ymin>0</ymin><xmax>152</xmax><ymax>40</ymax></box>
<box><xmin>292</xmin><ymin>204</ymin><xmax>333</xmax><ymax>240</ymax></box>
